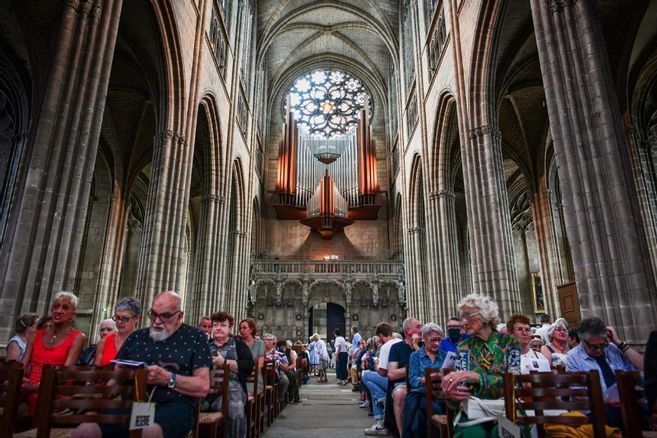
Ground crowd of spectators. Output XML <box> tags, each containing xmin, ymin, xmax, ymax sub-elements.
<box><xmin>3</xmin><ymin>289</ymin><xmax>657</xmax><ymax>437</ymax></box>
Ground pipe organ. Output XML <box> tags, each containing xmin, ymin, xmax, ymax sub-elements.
<box><xmin>274</xmin><ymin>100</ymin><xmax>380</xmax><ymax>238</ymax></box>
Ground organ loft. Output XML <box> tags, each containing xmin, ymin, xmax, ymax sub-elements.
<box><xmin>0</xmin><ymin>0</ymin><xmax>656</xmax><ymax>346</ymax></box>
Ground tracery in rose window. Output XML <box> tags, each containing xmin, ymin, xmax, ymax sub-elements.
<box><xmin>286</xmin><ymin>69</ymin><xmax>372</xmax><ymax>138</ymax></box>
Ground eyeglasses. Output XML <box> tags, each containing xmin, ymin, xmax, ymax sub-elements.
<box><xmin>147</xmin><ymin>309</ymin><xmax>180</xmax><ymax>322</ymax></box>
<box><xmin>583</xmin><ymin>340</ymin><xmax>608</xmax><ymax>351</ymax></box>
<box><xmin>460</xmin><ymin>312</ymin><xmax>481</xmax><ymax>321</ymax></box>
<box><xmin>425</xmin><ymin>337</ymin><xmax>442</xmax><ymax>344</ymax></box>
<box><xmin>514</xmin><ymin>327</ymin><xmax>531</xmax><ymax>333</ymax></box>
<box><xmin>112</xmin><ymin>315</ymin><xmax>133</xmax><ymax>324</ymax></box>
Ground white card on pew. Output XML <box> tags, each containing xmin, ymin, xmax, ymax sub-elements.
<box><xmin>498</xmin><ymin>417</ymin><xmax>521</xmax><ymax>438</ymax></box>
<box><xmin>441</xmin><ymin>351</ymin><xmax>457</xmax><ymax>370</ymax></box>
<box><xmin>130</xmin><ymin>402</ymin><xmax>155</xmax><ymax>430</ymax></box>
<box><xmin>112</xmin><ymin>359</ymin><xmax>147</xmax><ymax>367</ymax></box>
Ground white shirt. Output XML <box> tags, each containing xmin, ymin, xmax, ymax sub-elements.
<box><xmin>334</xmin><ymin>336</ymin><xmax>347</xmax><ymax>354</ymax></box>
<box><xmin>377</xmin><ymin>338</ymin><xmax>402</xmax><ymax>370</ymax></box>
<box><xmin>520</xmin><ymin>349</ymin><xmax>550</xmax><ymax>374</ymax></box>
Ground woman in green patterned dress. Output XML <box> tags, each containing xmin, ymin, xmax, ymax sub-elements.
<box><xmin>441</xmin><ymin>294</ymin><xmax>521</xmax><ymax>437</ymax></box>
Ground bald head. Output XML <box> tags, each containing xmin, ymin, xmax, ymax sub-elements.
<box><xmin>153</xmin><ymin>291</ymin><xmax>183</xmax><ymax>311</ymax></box>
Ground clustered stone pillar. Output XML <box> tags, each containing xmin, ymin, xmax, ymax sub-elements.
<box><xmin>0</xmin><ymin>0</ymin><xmax>123</xmax><ymax>340</ymax></box>
<box><xmin>461</xmin><ymin>125</ymin><xmax>521</xmax><ymax>318</ymax></box>
<box><xmin>530</xmin><ymin>0</ymin><xmax>657</xmax><ymax>342</ymax></box>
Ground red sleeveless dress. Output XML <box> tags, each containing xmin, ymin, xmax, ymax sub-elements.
<box><xmin>27</xmin><ymin>327</ymin><xmax>81</xmax><ymax>415</ymax></box>
<box><xmin>99</xmin><ymin>332</ymin><xmax>119</xmax><ymax>366</ymax></box>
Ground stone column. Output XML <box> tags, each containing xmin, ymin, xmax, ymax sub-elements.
<box><xmin>0</xmin><ymin>0</ymin><xmax>124</xmax><ymax>340</ymax></box>
<box><xmin>134</xmin><ymin>129</ymin><xmax>192</xmax><ymax>308</ymax></box>
<box><xmin>430</xmin><ymin>189</ymin><xmax>462</xmax><ymax>325</ymax></box>
<box><xmin>92</xmin><ymin>186</ymin><xmax>130</xmax><ymax>336</ymax></box>
<box><xmin>531</xmin><ymin>0</ymin><xmax>657</xmax><ymax>341</ymax></box>
<box><xmin>187</xmin><ymin>193</ymin><xmax>224</xmax><ymax>324</ymax></box>
<box><xmin>461</xmin><ymin>125</ymin><xmax>521</xmax><ymax>318</ymax></box>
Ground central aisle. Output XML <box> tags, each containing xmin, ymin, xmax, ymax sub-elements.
<box><xmin>263</xmin><ymin>371</ymin><xmax>374</xmax><ymax>437</ymax></box>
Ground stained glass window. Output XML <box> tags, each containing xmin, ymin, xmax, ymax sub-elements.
<box><xmin>286</xmin><ymin>69</ymin><xmax>372</xmax><ymax>138</ymax></box>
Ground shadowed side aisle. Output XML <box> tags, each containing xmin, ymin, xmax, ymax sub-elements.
<box><xmin>263</xmin><ymin>371</ymin><xmax>373</xmax><ymax>438</ymax></box>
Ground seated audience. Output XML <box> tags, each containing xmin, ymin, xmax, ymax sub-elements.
<box><xmin>78</xmin><ymin>318</ymin><xmax>116</xmax><ymax>365</ymax></box>
<box><xmin>528</xmin><ymin>334</ymin><xmax>544</xmax><ymax>353</ymax></box>
<box><xmin>198</xmin><ymin>316</ymin><xmax>213</xmax><ymax>340</ymax></box>
<box><xmin>388</xmin><ymin>317</ymin><xmax>422</xmax><ymax>436</ymax></box>
<box><xmin>566</xmin><ymin>316</ymin><xmax>643</xmax><ymax>430</ymax></box>
<box><xmin>205</xmin><ymin>311</ymin><xmax>254</xmax><ymax>438</ymax></box>
<box><xmin>439</xmin><ymin>316</ymin><xmax>465</xmax><ymax>354</ymax></box>
<box><xmin>568</xmin><ymin>327</ymin><xmax>580</xmax><ymax>348</ymax></box>
<box><xmin>94</xmin><ymin>297</ymin><xmax>141</xmax><ymax>366</ymax></box>
<box><xmin>404</xmin><ymin>322</ymin><xmax>445</xmax><ymax>438</ymax></box>
<box><xmin>540</xmin><ymin>317</ymin><xmax>570</xmax><ymax>369</ymax></box>
<box><xmin>72</xmin><ymin>290</ymin><xmax>211</xmax><ymax>438</ymax></box>
<box><xmin>362</xmin><ymin>322</ymin><xmax>401</xmax><ymax>435</ymax></box>
<box><xmin>507</xmin><ymin>314</ymin><xmax>549</xmax><ymax>374</ymax></box>
<box><xmin>441</xmin><ymin>294</ymin><xmax>520</xmax><ymax>437</ymax></box>
<box><xmin>264</xmin><ymin>333</ymin><xmax>290</xmax><ymax>401</ymax></box>
<box><xmin>277</xmin><ymin>339</ymin><xmax>300</xmax><ymax>403</ymax></box>
<box><xmin>239</xmin><ymin>317</ymin><xmax>265</xmax><ymax>394</ymax></box>
<box><xmin>6</xmin><ymin>313</ymin><xmax>39</xmax><ymax>362</ymax></box>
<box><xmin>22</xmin><ymin>291</ymin><xmax>86</xmax><ymax>416</ymax></box>
<box><xmin>350</xmin><ymin>338</ymin><xmax>367</xmax><ymax>391</ymax></box>
<box><xmin>359</xmin><ymin>336</ymin><xmax>381</xmax><ymax>408</ymax></box>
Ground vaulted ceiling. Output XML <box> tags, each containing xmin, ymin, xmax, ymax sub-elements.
<box><xmin>256</xmin><ymin>0</ymin><xmax>400</xmax><ymax>122</ymax></box>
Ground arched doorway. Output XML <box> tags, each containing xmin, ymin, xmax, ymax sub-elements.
<box><xmin>309</xmin><ymin>302</ymin><xmax>345</xmax><ymax>342</ymax></box>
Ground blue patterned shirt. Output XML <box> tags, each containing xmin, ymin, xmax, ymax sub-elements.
<box><xmin>408</xmin><ymin>347</ymin><xmax>446</xmax><ymax>391</ymax></box>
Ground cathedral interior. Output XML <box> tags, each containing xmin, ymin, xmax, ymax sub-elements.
<box><xmin>1</xmin><ymin>0</ymin><xmax>656</xmax><ymax>346</ymax></box>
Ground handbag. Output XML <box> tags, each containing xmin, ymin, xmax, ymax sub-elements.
<box><xmin>454</xmin><ymin>396</ymin><xmax>505</xmax><ymax>427</ymax></box>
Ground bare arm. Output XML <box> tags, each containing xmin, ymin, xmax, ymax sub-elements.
<box><xmin>93</xmin><ymin>337</ymin><xmax>107</xmax><ymax>366</ymax></box>
<box><xmin>146</xmin><ymin>365</ymin><xmax>210</xmax><ymax>398</ymax></box>
<box><xmin>622</xmin><ymin>347</ymin><xmax>644</xmax><ymax>371</ymax></box>
<box><xmin>540</xmin><ymin>346</ymin><xmax>552</xmax><ymax>364</ymax></box>
<box><xmin>21</xmin><ymin>334</ymin><xmax>35</xmax><ymax>367</ymax></box>
<box><xmin>65</xmin><ymin>332</ymin><xmax>86</xmax><ymax>366</ymax></box>
<box><xmin>387</xmin><ymin>362</ymin><xmax>406</xmax><ymax>381</ymax></box>
<box><xmin>6</xmin><ymin>341</ymin><xmax>21</xmax><ymax>362</ymax></box>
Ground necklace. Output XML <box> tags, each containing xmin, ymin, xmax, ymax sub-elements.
<box><xmin>551</xmin><ymin>341</ymin><xmax>568</xmax><ymax>354</ymax></box>
<box><xmin>48</xmin><ymin>327</ymin><xmax>70</xmax><ymax>345</ymax></box>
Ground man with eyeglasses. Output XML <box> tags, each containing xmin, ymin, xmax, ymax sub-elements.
<box><xmin>72</xmin><ymin>291</ymin><xmax>211</xmax><ymax>438</ymax></box>
<box><xmin>566</xmin><ymin>316</ymin><xmax>644</xmax><ymax>430</ymax></box>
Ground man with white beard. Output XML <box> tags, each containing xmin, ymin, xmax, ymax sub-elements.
<box><xmin>72</xmin><ymin>291</ymin><xmax>211</xmax><ymax>438</ymax></box>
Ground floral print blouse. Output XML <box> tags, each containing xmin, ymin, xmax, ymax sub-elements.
<box><xmin>455</xmin><ymin>331</ymin><xmax>521</xmax><ymax>399</ymax></box>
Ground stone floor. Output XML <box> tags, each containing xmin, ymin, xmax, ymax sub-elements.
<box><xmin>263</xmin><ymin>370</ymin><xmax>375</xmax><ymax>437</ymax></box>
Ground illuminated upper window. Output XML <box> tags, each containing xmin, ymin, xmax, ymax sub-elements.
<box><xmin>286</xmin><ymin>69</ymin><xmax>372</xmax><ymax>138</ymax></box>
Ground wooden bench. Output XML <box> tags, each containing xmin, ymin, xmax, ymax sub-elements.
<box><xmin>197</xmin><ymin>363</ymin><xmax>230</xmax><ymax>438</ymax></box>
<box><xmin>424</xmin><ymin>367</ymin><xmax>451</xmax><ymax>438</ymax></box>
<box><xmin>34</xmin><ymin>365</ymin><xmax>148</xmax><ymax>438</ymax></box>
<box><xmin>0</xmin><ymin>361</ymin><xmax>23</xmax><ymax>438</ymax></box>
<box><xmin>503</xmin><ymin>370</ymin><xmax>606</xmax><ymax>438</ymax></box>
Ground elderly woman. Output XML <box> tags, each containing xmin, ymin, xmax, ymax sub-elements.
<box><xmin>94</xmin><ymin>297</ymin><xmax>141</xmax><ymax>366</ymax></box>
<box><xmin>205</xmin><ymin>311</ymin><xmax>254</xmax><ymax>438</ymax></box>
<box><xmin>22</xmin><ymin>291</ymin><xmax>86</xmax><ymax>415</ymax></box>
<box><xmin>78</xmin><ymin>318</ymin><xmax>117</xmax><ymax>365</ymax></box>
<box><xmin>507</xmin><ymin>314</ymin><xmax>549</xmax><ymax>374</ymax></box>
<box><xmin>6</xmin><ymin>313</ymin><xmax>39</xmax><ymax>362</ymax></box>
<box><xmin>540</xmin><ymin>317</ymin><xmax>570</xmax><ymax>369</ymax></box>
<box><xmin>441</xmin><ymin>294</ymin><xmax>520</xmax><ymax>437</ymax></box>
<box><xmin>402</xmin><ymin>323</ymin><xmax>446</xmax><ymax>437</ymax></box>
<box><xmin>312</xmin><ymin>333</ymin><xmax>329</xmax><ymax>383</ymax></box>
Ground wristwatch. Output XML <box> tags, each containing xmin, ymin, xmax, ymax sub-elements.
<box><xmin>617</xmin><ymin>341</ymin><xmax>629</xmax><ymax>353</ymax></box>
<box><xmin>167</xmin><ymin>372</ymin><xmax>177</xmax><ymax>389</ymax></box>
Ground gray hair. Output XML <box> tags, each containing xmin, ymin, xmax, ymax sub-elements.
<box><xmin>263</xmin><ymin>333</ymin><xmax>276</xmax><ymax>341</ymax></box>
<box><xmin>53</xmin><ymin>291</ymin><xmax>79</xmax><ymax>311</ymax></box>
<box><xmin>547</xmin><ymin>317</ymin><xmax>568</xmax><ymax>341</ymax></box>
<box><xmin>421</xmin><ymin>322</ymin><xmax>444</xmax><ymax>337</ymax></box>
<box><xmin>577</xmin><ymin>317</ymin><xmax>608</xmax><ymax>341</ymax></box>
<box><xmin>402</xmin><ymin>317</ymin><xmax>416</xmax><ymax>334</ymax></box>
<box><xmin>99</xmin><ymin>319</ymin><xmax>117</xmax><ymax>332</ymax></box>
<box><xmin>458</xmin><ymin>293</ymin><xmax>499</xmax><ymax>324</ymax></box>
<box><xmin>115</xmin><ymin>297</ymin><xmax>142</xmax><ymax>317</ymax></box>
<box><xmin>392</xmin><ymin>332</ymin><xmax>403</xmax><ymax>340</ymax></box>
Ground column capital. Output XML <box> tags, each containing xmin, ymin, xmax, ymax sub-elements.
<box><xmin>548</xmin><ymin>0</ymin><xmax>575</xmax><ymax>13</ymax></box>
<box><xmin>430</xmin><ymin>190</ymin><xmax>455</xmax><ymax>201</ymax></box>
<box><xmin>467</xmin><ymin>124</ymin><xmax>499</xmax><ymax>140</ymax></box>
